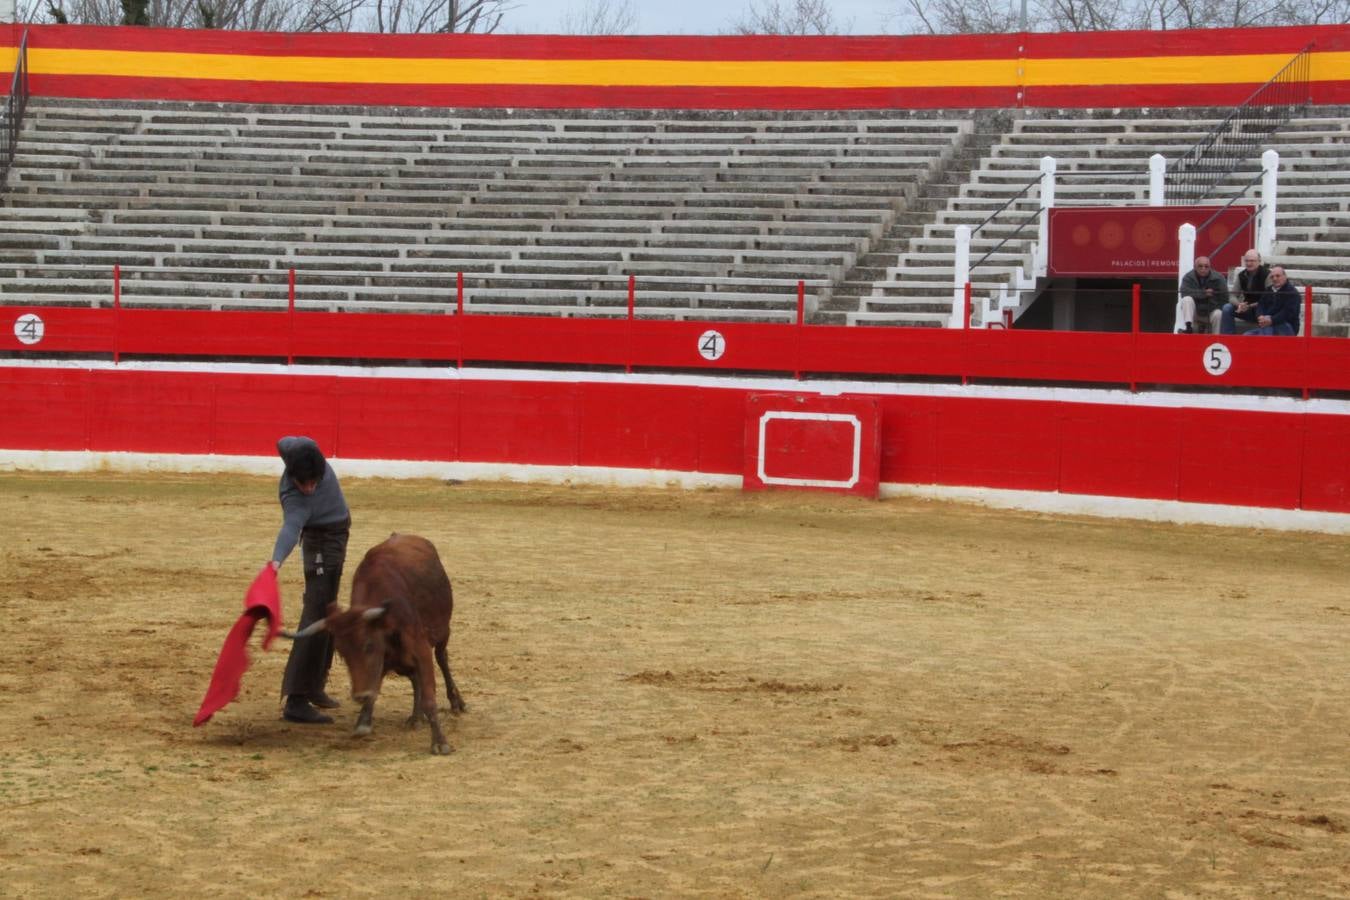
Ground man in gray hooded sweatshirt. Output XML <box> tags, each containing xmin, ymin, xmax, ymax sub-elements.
<box><xmin>271</xmin><ymin>436</ymin><xmax>351</xmax><ymax>724</ymax></box>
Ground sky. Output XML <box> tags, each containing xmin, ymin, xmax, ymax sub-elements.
<box><xmin>505</xmin><ymin>0</ymin><xmax>906</xmax><ymax>36</ymax></box>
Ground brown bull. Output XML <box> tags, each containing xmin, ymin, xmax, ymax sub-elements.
<box><xmin>284</xmin><ymin>533</ymin><xmax>466</xmax><ymax>754</ymax></box>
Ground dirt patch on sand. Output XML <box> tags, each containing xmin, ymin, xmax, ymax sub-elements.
<box><xmin>1</xmin><ymin>471</ymin><xmax>1348</xmax><ymax>897</ymax></box>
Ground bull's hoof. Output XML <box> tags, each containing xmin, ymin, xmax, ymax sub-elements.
<box><xmin>431</xmin><ymin>742</ymin><xmax>455</xmax><ymax>755</ymax></box>
<box><xmin>403</xmin><ymin>714</ymin><xmax>423</xmax><ymax>729</ymax></box>
<box><xmin>352</xmin><ymin>723</ymin><xmax>373</xmax><ymax>738</ymax></box>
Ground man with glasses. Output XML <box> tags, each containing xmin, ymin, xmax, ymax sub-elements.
<box><xmin>1221</xmin><ymin>265</ymin><xmax>1300</xmax><ymax>336</ymax></box>
<box><xmin>1176</xmin><ymin>255</ymin><xmax>1228</xmax><ymax>333</ymax></box>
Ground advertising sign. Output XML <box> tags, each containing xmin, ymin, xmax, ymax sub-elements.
<box><xmin>1048</xmin><ymin>206</ymin><xmax>1255</xmax><ymax>277</ymax></box>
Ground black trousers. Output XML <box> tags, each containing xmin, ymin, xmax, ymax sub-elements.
<box><xmin>281</xmin><ymin>519</ymin><xmax>350</xmax><ymax>699</ymax></box>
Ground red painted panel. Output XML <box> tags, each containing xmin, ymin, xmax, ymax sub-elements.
<box><xmin>457</xmin><ymin>379</ymin><xmax>580</xmax><ymax>466</ymax></box>
<box><xmin>577</xmin><ymin>383</ymin><xmax>704</xmax><ymax>472</ymax></box>
<box><xmin>800</xmin><ymin>326</ymin><xmax>966</xmax><ymax>378</ymax></box>
<box><xmin>1300</xmin><ymin>414</ymin><xmax>1350</xmax><ymax>514</ymax></box>
<box><xmin>462</xmin><ymin>316</ymin><xmax>631</xmax><ymax>369</ymax></box>
<box><xmin>743</xmin><ymin>393</ymin><xmax>880</xmax><ymax>497</ymax></box>
<box><xmin>694</xmin><ymin>387</ymin><xmax>751</xmax><ymax>476</ymax></box>
<box><xmin>1025</xmin><ymin>24</ymin><xmax>1340</xmax><ymax>57</ymax></box>
<box><xmin>292</xmin><ymin>311</ymin><xmax>461</xmax><ymax>363</ymax></box>
<box><xmin>629</xmin><ymin>321</ymin><xmax>800</xmax><ymax>373</ymax></box>
<box><xmin>1134</xmin><ymin>334</ymin><xmax>1310</xmax><ymax>391</ymax></box>
<box><xmin>964</xmin><ymin>331</ymin><xmax>1135</xmax><ymax>384</ymax></box>
<box><xmin>333</xmin><ymin>378</ymin><xmax>460</xmax><ymax>462</ymax></box>
<box><xmin>875</xmin><ymin>395</ymin><xmax>940</xmax><ymax>485</ymax></box>
<box><xmin>0</xmin><ymin>367</ymin><xmax>91</xmax><ymax>450</ymax></box>
<box><xmin>0</xmin><ymin>307</ymin><xmax>113</xmax><ymax>354</ymax></box>
<box><xmin>1057</xmin><ymin>404</ymin><xmax>1183</xmax><ymax>500</ymax></box>
<box><xmin>116</xmin><ymin>309</ymin><xmax>290</xmax><ymax>359</ymax></box>
<box><xmin>86</xmin><ymin>370</ymin><xmax>216</xmax><ymax>454</ymax></box>
<box><xmin>935</xmin><ymin>398</ymin><xmax>1062</xmax><ymax>492</ymax></box>
<box><xmin>208</xmin><ymin>374</ymin><xmax>339</xmax><ymax>456</ymax></box>
<box><xmin>1176</xmin><ymin>409</ymin><xmax>1304</xmax><ymax>509</ymax></box>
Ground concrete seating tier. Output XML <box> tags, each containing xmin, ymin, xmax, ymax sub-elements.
<box><xmin>1</xmin><ymin>99</ymin><xmax>976</xmax><ymax>326</ymax></box>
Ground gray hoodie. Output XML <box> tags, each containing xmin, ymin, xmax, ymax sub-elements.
<box><xmin>271</xmin><ymin>436</ymin><xmax>350</xmax><ymax>565</ymax></box>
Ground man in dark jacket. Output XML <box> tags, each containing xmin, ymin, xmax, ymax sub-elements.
<box><xmin>271</xmin><ymin>436</ymin><xmax>351</xmax><ymax>724</ymax></box>
<box><xmin>1235</xmin><ymin>249</ymin><xmax>1270</xmax><ymax>305</ymax></box>
<box><xmin>1176</xmin><ymin>256</ymin><xmax>1228</xmax><ymax>333</ymax></box>
<box><xmin>1222</xmin><ymin>265</ymin><xmax>1300</xmax><ymax>336</ymax></box>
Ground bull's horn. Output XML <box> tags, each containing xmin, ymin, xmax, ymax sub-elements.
<box><xmin>361</xmin><ymin>607</ymin><xmax>387</xmax><ymax>622</ymax></box>
<box><xmin>280</xmin><ymin>620</ymin><xmax>328</xmax><ymax>640</ymax></box>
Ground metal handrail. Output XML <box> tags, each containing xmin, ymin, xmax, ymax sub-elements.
<box><xmin>1193</xmin><ymin>169</ymin><xmax>1264</xmax><ymax>234</ymax></box>
<box><xmin>1206</xmin><ymin>205</ymin><xmax>1262</xmax><ymax>262</ymax></box>
<box><xmin>1</xmin><ymin>30</ymin><xmax>31</xmax><ymax>187</ymax></box>
<box><xmin>1167</xmin><ymin>44</ymin><xmax>1312</xmax><ymax>205</ymax></box>
<box><xmin>970</xmin><ymin>205</ymin><xmax>1041</xmax><ymax>274</ymax></box>
<box><xmin>970</xmin><ymin>171</ymin><xmax>1044</xmax><ymax>238</ymax></box>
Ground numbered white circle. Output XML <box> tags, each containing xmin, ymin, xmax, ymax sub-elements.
<box><xmin>1203</xmin><ymin>342</ymin><xmax>1232</xmax><ymax>377</ymax></box>
<box><xmin>697</xmin><ymin>329</ymin><xmax>726</xmax><ymax>361</ymax></box>
<box><xmin>14</xmin><ymin>313</ymin><xmax>45</xmax><ymax>346</ymax></box>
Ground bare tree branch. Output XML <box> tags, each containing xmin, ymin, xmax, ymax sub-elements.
<box><xmin>557</xmin><ymin>0</ymin><xmax>636</xmax><ymax>35</ymax></box>
<box><xmin>728</xmin><ymin>0</ymin><xmax>842</xmax><ymax>35</ymax></box>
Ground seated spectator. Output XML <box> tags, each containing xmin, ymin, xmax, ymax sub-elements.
<box><xmin>1221</xmin><ymin>265</ymin><xmax>1300</xmax><ymax>336</ymax></box>
<box><xmin>1235</xmin><ymin>249</ymin><xmax>1269</xmax><ymax>305</ymax></box>
<box><xmin>1217</xmin><ymin>249</ymin><xmax>1269</xmax><ymax>335</ymax></box>
<box><xmin>1176</xmin><ymin>256</ymin><xmax>1228</xmax><ymax>333</ymax></box>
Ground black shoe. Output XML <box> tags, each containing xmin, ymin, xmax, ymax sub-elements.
<box><xmin>308</xmin><ymin>691</ymin><xmax>341</xmax><ymax>710</ymax></box>
<box><xmin>283</xmin><ymin>699</ymin><xmax>334</xmax><ymax>725</ymax></box>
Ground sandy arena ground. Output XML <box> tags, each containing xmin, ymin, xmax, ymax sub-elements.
<box><xmin>0</xmin><ymin>470</ymin><xmax>1348</xmax><ymax>898</ymax></box>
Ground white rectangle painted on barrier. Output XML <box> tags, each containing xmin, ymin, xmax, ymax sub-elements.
<box><xmin>756</xmin><ymin>410</ymin><xmax>862</xmax><ymax>489</ymax></box>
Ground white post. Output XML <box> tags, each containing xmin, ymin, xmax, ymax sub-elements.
<box><xmin>951</xmin><ymin>224</ymin><xmax>971</xmax><ymax>328</ymax></box>
<box><xmin>1259</xmin><ymin>149</ymin><xmax>1279</xmax><ymax>257</ymax></box>
<box><xmin>1175</xmin><ymin>223</ymin><xmax>1196</xmax><ymax>333</ymax></box>
<box><xmin>1035</xmin><ymin>156</ymin><xmax>1056</xmax><ymax>277</ymax></box>
<box><xmin>1149</xmin><ymin>154</ymin><xmax>1167</xmax><ymax>206</ymax></box>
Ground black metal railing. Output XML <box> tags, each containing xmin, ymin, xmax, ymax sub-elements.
<box><xmin>1167</xmin><ymin>44</ymin><xmax>1312</xmax><ymax>206</ymax></box>
<box><xmin>1</xmin><ymin>30</ymin><xmax>31</xmax><ymax>188</ymax></box>
<box><xmin>969</xmin><ymin>171</ymin><xmax>1044</xmax><ymax>274</ymax></box>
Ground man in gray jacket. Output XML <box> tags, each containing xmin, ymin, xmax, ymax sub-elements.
<box><xmin>1176</xmin><ymin>256</ymin><xmax>1229</xmax><ymax>334</ymax></box>
<box><xmin>271</xmin><ymin>436</ymin><xmax>351</xmax><ymax>724</ymax></box>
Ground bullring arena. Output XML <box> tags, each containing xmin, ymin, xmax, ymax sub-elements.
<box><xmin>3</xmin><ymin>15</ymin><xmax>1350</xmax><ymax>899</ymax></box>
<box><xmin>3</xmin><ymin>471</ymin><xmax>1349</xmax><ymax>896</ymax></box>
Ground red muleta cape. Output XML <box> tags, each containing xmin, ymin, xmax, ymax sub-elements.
<box><xmin>193</xmin><ymin>565</ymin><xmax>283</xmax><ymax>726</ymax></box>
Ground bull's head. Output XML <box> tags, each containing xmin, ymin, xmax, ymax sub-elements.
<box><xmin>282</xmin><ymin>601</ymin><xmax>396</xmax><ymax>702</ymax></box>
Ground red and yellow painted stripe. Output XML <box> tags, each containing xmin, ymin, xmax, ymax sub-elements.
<box><xmin>2</xmin><ymin>23</ymin><xmax>1348</xmax><ymax>109</ymax></box>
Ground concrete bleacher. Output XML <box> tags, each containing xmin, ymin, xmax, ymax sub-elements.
<box><xmin>0</xmin><ymin>99</ymin><xmax>973</xmax><ymax>322</ymax></box>
<box><xmin>844</xmin><ymin>110</ymin><xmax>1350</xmax><ymax>336</ymax></box>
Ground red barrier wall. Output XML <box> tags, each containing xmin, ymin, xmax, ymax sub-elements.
<box><xmin>6</xmin><ymin>305</ymin><xmax>1350</xmax><ymax>394</ymax></box>
<box><xmin>2</xmin><ymin>364</ymin><xmax>1346</xmax><ymax>515</ymax></box>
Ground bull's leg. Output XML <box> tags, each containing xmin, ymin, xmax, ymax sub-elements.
<box><xmin>353</xmin><ymin>697</ymin><xmax>376</xmax><ymax>738</ymax></box>
<box><xmin>404</xmin><ymin>673</ymin><xmax>425</xmax><ymax>729</ymax></box>
<box><xmin>435</xmin><ymin>642</ymin><xmax>467</xmax><ymax>714</ymax></box>
<box><xmin>415</xmin><ymin>648</ymin><xmax>452</xmax><ymax>755</ymax></box>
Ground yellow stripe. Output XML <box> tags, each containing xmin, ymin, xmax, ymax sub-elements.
<box><xmin>1027</xmin><ymin>51</ymin><xmax>1350</xmax><ymax>86</ymax></box>
<box><xmin>14</xmin><ymin>46</ymin><xmax>1350</xmax><ymax>89</ymax></box>
<box><xmin>30</xmin><ymin>48</ymin><xmax>1014</xmax><ymax>88</ymax></box>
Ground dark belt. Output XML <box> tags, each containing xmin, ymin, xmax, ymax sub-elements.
<box><xmin>303</xmin><ymin>515</ymin><xmax>351</xmax><ymax>535</ymax></box>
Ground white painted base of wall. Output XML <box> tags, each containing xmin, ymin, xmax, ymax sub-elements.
<box><xmin>4</xmin><ymin>449</ymin><xmax>1348</xmax><ymax>535</ymax></box>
